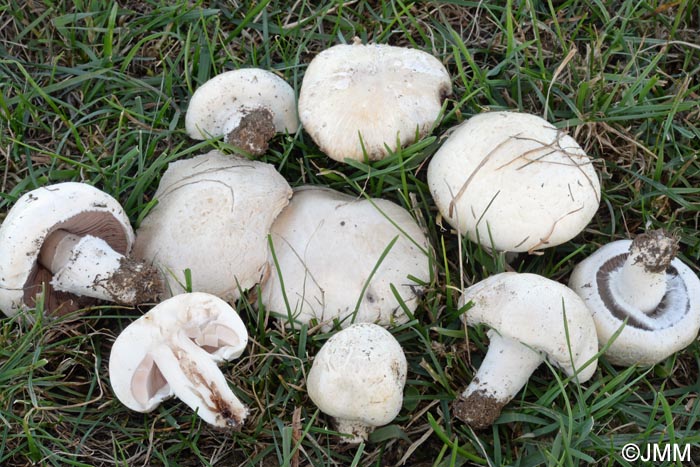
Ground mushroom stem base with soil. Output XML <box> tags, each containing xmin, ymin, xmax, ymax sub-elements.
<box><xmin>334</xmin><ymin>418</ymin><xmax>372</xmax><ymax>443</ymax></box>
<box><xmin>132</xmin><ymin>336</ymin><xmax>248</xmax><ymax>428</ymax></box>
<box><xmin>453</xmin><ymin>330</ymin><xmax>543</xmax><ymax>429</ymax></box>
<box><xmin>39</xmin><ymin>230</ymin><xmax>161</xmax><ymax>305</ymax></box>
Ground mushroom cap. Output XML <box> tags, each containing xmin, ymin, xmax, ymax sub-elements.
<box><xmin>298</xmin><ymin>42</ymin><xmax>452</xmax><ymax>162</ymax></box>
<box><xmin>261</xmin><ymin>186</ymin><xmax>430</xmax><ymax>330</ymax></box>
<box><xmin>427</xmin><ymin>111</ymin><xmax>600</xmax><ymax>252</ymax></box>
<box><xmin>109</xmin><ymin>292</ymin><xmax>248</xmax><ymax>413</ymax></box>
<box><xmin>459</xmin><ymin>272</ymin><xmax>598</xmax><ymax>381</ymax></box>
<box><xmin>0</xmin><ymin>182</ymin><xmax>134</xmax><ymax>316</ymax></box>
<box><xmin>569</xmin><ymin>240</ymin><xmax>700</xmax><ymax>366</ymax></box>
<box><xmin>307</xmin><ymin>323</ymin><xmax>407</xmax><ymax>436</ymax></box>
<box><xmin>185</xmin><ymin>68</ymin><xmax>300</xmax><ymax>140</ymax></box>
<box><xmin>133</xmin><ymin>150</ymin><xmax>292</xmax><ymax>301</ymax></box>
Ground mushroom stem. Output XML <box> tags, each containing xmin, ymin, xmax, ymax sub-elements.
<box><xmin>39</xmin><ymin>230</ymin><xmax>161</xmax><ymax>305</ymax></box>
<box><xmin>224</xmin><ymin>106</ymin><xmax>276</xmax><ymax>156</ymax></box>
<box><xmin>613</xmin><ymin>230</ymin><xmax>678</xmax><ymax>314</ymax></box>
<box><xmin>453</xmin><ymin>331</ymin><xmax>542</xmax><ymax>429</ymax></box>
<box><xmin>146</xmin><ymin>336</ymin><xmax>248</xmax><ymax>428</ymax></box>
<box><xmin>334</xmin><ymin>418</ymin><xmax>372</xmax><ymax>443</ymax></box>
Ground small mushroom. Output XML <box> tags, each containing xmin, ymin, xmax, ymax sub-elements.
<box><xmin>428</xmin><ymin>111</ymin><xmax>600</xmax><ymax>252</ymax></box>
<box><xmin>185</xmin><ymin>68</ymin><xmax>300</xmax><ymax>155</ymax></box>
<box><xmin>134</xmin><ymin>150</ymin><xmax>292</xmax><ymax>301</ymax></box>
<box><xmin>0</xmin><ymin>182</ymin><xmax>161</xmax><ymax>317</ymax></box>
<box><xmin>298</xmin><ymin>41</ymin><xmax>452</xmax><ymax>162</ymax></box>
<box><xmin>307</xmin><ymin>323</ymin><xmax>407</xmax><ymax>443</ymax></box>
<box><xmin>568</xmin><ymin>230</ymin><xmax>700</xmax><ymax>366</ymax></box>
<box><xmin>261</xmin><ymin>186</ymin><xmax>430</xmax><ymax>330</ymax></box>
<box><xmin>454</xmin><ymin>272</ymin><xmax>598</xmax><ymax>429</ymax></box>
<box><xmin>109</xmin><ymin>292</ymin><xmax>248</xmax><ymax>428</ymax></box>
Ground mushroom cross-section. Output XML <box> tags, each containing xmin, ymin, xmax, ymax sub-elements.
<box><xmin>307</xmin><ymin>323</ymin><xmax>407</xmax><ymax>443</ymax></box>
<box><xmin>568</xmin><ymin>230</ymin><xmax>700</xmax><ymax>366</ymax></box>
<box><xmin>298</xmin><ymin>41</ymin><xmax>452</xmax><ymax>162</ymax></box>
<box><xmin>427</xmin><ymin>111</ymin><xmax>600</xmax><ymax>252</ymax></box>
<box><xmin>454</xmin><ymin>272</ymin><xmax>598</xmax><ymax>429</ymax></box>
<box><xmin>261</xmin><ymin>186</ymin><xmax>430</xmax><ymax>330</ymax></box>
<box><xmin>185</xmin><ymin>68</ymin><xmax>300</xmax><ymax>155</ymax></box>
<box><xmin>109</xmin><ymin>292</ymin><xmax>249</xmax><ymax>428</ymax></box>
<box><xmin>133</xmin><ymin>150</ymin><xmax>292</xmax><ymax>301</ymax></box>
<box><xmin>0</xmin><ymin>182</ymin><xmax>161</xmax><ymax>317</ymax></box>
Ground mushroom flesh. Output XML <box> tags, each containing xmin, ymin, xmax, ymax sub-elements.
<box><xmin>109</xmin><ymin>292</ymin><xmax>249</xmax><ymax>428</ymax></box>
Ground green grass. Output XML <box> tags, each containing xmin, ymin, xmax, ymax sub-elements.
<box><xmin>1</xmin><ymin>0</ymin><xmax>699</xmax><ymax>465</ymax></box>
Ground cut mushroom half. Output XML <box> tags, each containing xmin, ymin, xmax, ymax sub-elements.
<box><xmin>569</xmin><ymin>230</ymin><xmax>700</xmax><ymax>366</ymax></box>
<box><xmin>185</xmin><ymin>68</ymin><xmax>300</xmax><ymax>155</ymax></box>
<box><xmin>428</xmin><ymin>111</ymin><xmax>600</xmax><ymax>253</ymax></box>
<box><xmin>261</xmin><ymin>186</ymin><xmax>430</xmax><ymax>330</ymax></box>
<box><xmin>134</xmin><ymin>150</ymin><xmax>292</xmax><ymax>301</ymax></box>
<box><xmin>454</xmin><ymin>272</ymin><xmax>598</xmax><ymax>429</ymax></box>
<box><xmin>109</xmin><ymin>292</ymin><xmax>249</xmax><ymax>428</ymax></box>
<box><xmin>299</xmin><ymin>41</ymin><xmax>452</xmax><ymax>162</ymax></box>
<box><xmin>0</xmin><ymin>182</ymin><xmax>162</xmax><ymax>317</ymax></box>
<box><xmin>307</xmin><ymin>323</ymin><xmax>407</xmax><ymax>442</ymax></box>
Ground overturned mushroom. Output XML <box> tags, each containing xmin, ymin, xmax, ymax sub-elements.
<box><xmin>134</xmin><ymin>150</ymin><xmax>292</xmax><ymax>301</ymax></box>
<box><xmin>109</xmin><ymin>292</ymin><xmax>249</xmax><ymax>428</ymax></box>
<box><xmin>0</xmin><ymin>182</ymin><xmax>161</xmax><ymax>317</ymax></box>
<box><xmin>299</xmin><ymin>41</ymin><xmax>452</xmax><ymax>162</ymax></box>
<box><xmin>569</xmin><ymin>230</ymin><xmax>700</xmax><ymax>366</ymax></box>
<box><xmin>454</xmin><ymin>273</ymin><xmax>598</xmax><ymax>429</ymax></box>
<box><xmin>261</xmin><ymin>186</ymin><xmax>430</xmax><ymax>330</ymax></box>
<box><xmin>185</xmin><ymin>68</ymin><xmax>300</xmax><ymax>155</ymax></box>
<box><xmin>307</xmin><ymin>323</ymin><xmax>407</xmax><ymax>442</ymax></box>
<box><xmin>428</xmin><ymin>111</ymin><xmax>600</xmax><ymax>252</ymax></box>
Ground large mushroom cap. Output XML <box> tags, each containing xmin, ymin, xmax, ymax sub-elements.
<box><xmin>307</xmin><ymin>323</ymin><xmax>407</xmax><ymax>442</ymax></box>
<box><xmin>185</xmin><ymin>68</ymin><xmax>300</xmax><ymax>155</ymax></box>
<box><xmin>453</xmin><ymin>272</ymin><xmax>598</xmax><ymax>428</ymax></box>
<box><xmin>261</xmin><ymin>186</ymin><xmax>430</xmax><ymax>330</ymax></box>
<box><xmin>299</xmin><ymin>42</ymin><xmax>452</xmax><ymax>162</ymax></box>
<box><xmin>0</xmin><ymin>182</ymin><xmax>135</xmax><ymax>316</ymax></box>
<box><xmin>569</xmin><ymin>234</ymin><xmax>700</xmax><ymax>366</ymax></box>
<box><xmin>133</xmin><ymin>150</ymin><xmax>292</xmax><ymax>301</ymax></box>
<box><xmin>428</xmin><ymin>111</ymin><xmax>600</xmax><ymax>252</ymax></box>
<box><xmin>109</xmin><ymin>292</ymin><xmax>249</xmax><ymax>428</ymax></box>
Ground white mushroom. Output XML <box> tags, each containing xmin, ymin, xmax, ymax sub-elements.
<box><xmin>261</xmin><ymin>186</ymin><xmax>430</xmax><ymax>330</ymax></box>
<box><xmin>298</xmin><ymin>41</ymin><xmax>452</xmax><ymax>162</ymax></box>
<box><xmin>428</xmin><ymin>111</ymin><xmax>600</xmax><ymax>252</ymax></box>
<box><xmin>109</xmin><ymin>292</ymin><xmax>249</xmax><ymax>428</ymax></box>
<box><xmin>0</xmin><ymin>182</ymin><xmax>161</xmax><ymax>317</ymax></box>
<box><xmin>185</xmin><ymin>68</ymin><xmax>300</xmax><ymax>155</ymax></box>
<box><xmin>454</xmin><ymin>272</ymin><xmax>598</xmax><ymax>429</ymax></box>
<box><xmin>134</xmin><ymin>150</ymin><xmax>292</xmax><ymax>301</ymax></box>
<box><xmin>307</xmin><ymin>323</ymin><xmax>407</xmax><ymax>442</ymax></box>
<box><xmin>569</xmin><ymin>230</ymin><xmax>700</xmax><ymax>366</ymax></box>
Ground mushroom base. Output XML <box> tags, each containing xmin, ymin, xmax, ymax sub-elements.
<box><xmin>453</xmin><ymin>391</ymin><xmax>508</xmax><ymax>430</ymax></box>
<box><xmin>334</xmin><ymin>418</ymin><xmax>372</xmax><ymax>444</ymax></box>
<box><xmin>225</xmin><ymin>107</ymin><xmax>276</xmax><ymax>156</ymax></box>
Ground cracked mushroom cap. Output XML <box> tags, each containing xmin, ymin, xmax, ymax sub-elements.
<box><xmin>134</xmin><ymin>150</ymin><xmax>292</xmax><ymax>301</ymax></box>
<box><xmin>299</xmin><ymin>42</ymin><xmax>452</xmax><ymax>162</ymax></box>
<box><xmin>109</xmin><ymin>292</ymin><xmax>249</xmax><ymax>428</ymax></box>
<box><xmin>261</xmin><ymin>186</ymin><xmax>430</xmax><ymax>330</ymax></box>
<box><xmin>0</xmin><ymin>182</ymin><xmax>135</xmax><ymax>316</ymax></box>
<box><xmin>460</xmin><ymin>272</ymin><xmax>598</xmax><ymax>381</ymax></box>
<box><xmin>569</xmin><ymin>233</ymin><xmax>700</xmax><ymax>366</ymax></box>
<box><xmin>185</xmin><ymin>68</ymin><xmax>300</xmax><ymax>155</ymax></box>
<box><xmin>427</xmin><ymin>111</ymin><xmax>600</xmax><ymax>252</ymax></box>
<box><xmin>307</xmin><ymin>323</ymin><xmax>407</xmax><ymax>443</ymax></box>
